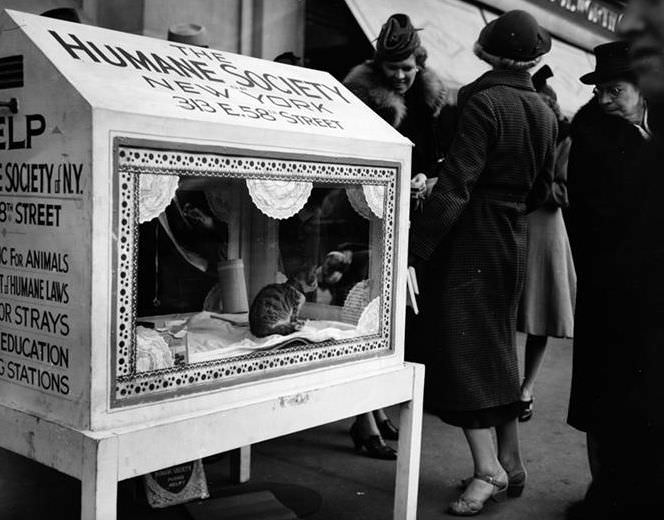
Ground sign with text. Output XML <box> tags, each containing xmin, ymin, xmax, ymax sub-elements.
<box><xmin>6</xmin><ymin>9</ymin><xmax>403</xmax><ymax>143</ymax></box>
<box><xmin>528</xmin><ymin>0</ymin><xmax>621</xmax><ymax>37</ymax></box>
<box><xmin>0</xmin><ymin>63</ymin><xmax>90</xmax><ymax>405</ymax></box>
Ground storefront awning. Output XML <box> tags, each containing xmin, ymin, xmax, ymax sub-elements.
<box><xmin>345</xmin><ymin>0</ymin><xmax>599</xmax><ymax>116</ymax></box>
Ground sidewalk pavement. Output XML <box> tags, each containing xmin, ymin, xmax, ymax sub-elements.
<box><xmin>0</xmin><ymin>334</ymin><xmax>587</xmax><ymax>519</ymax></box>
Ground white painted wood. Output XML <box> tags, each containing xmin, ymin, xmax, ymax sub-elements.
<box><xmin>0</xmin><ymin>404</ymin><xmax>84</xmax><ymax>479</ymax></box>
<box><xmin>0</xmin><ymin>25</ymin><xmax>411</xmax><ymax>431</ymax></box>
<box><xmin>230</xmin><ymin>445</ymin><xmax>252</xmax><ymax>483</ymax></box>
<box><xmin>0</xmin><ymin>15</ymin><xmax>421</xmax><ymax>520</ymax></box>
<box><xmin>81</xmin><ymin>435</ymin><xmax>119</xmax><ymax>520</ymax></box>
<box><xmin>113</xmin><ymin>367</ymin><xmax>415</xmax><ymax>479</ymax></box>
<box><xmin>0</xmin><ymin>364</ymin><xmax>422</xmax><ymax>519</ymax></box>
<box><xmin>7</xmin><ymin>9</ymin><xmax>406</xmax><ymax>147</ymax></box>
<box><xmin>0</xmin><ymin>15</ymin><xmax>93</xmax><ymax>430</ymax></box>
<box><xmin>394</xmin><ymin>363</ymin><xmax>425</xmax><ymax>520</ymax></box>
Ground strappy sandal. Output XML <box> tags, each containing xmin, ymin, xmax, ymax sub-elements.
<box><xmin>459</xmin><ymin>470</ymin><xmax>526</xmax><ymax>498</ymax></box>
<box><xmin>447</xmin><ymin>473</ymin><xmax>508</xmax><ymax>516</ymax></box>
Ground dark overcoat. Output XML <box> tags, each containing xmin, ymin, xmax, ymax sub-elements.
<box><xmin>565</xmin><ymin>99</ymin><xmax>650</xmax><ymax>433</ymax></box>
<box><xmin>580</xmin><ymin>105</ymin><xmax>664</xmax><ymax>515</ymax></box>
<box><xmin>410</xmin><ymin>69</ymin><xmax>557</xmax><ymax>412</ymax></box>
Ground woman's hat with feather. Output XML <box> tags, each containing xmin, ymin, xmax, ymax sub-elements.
<box><xmin>375</xmin><ymin>14</ymin><xmax>422</xmax><ymax>62</ymax></box>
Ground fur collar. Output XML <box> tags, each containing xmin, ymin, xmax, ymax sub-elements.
<box><xmin>343</xmin><ymin>60</ymin><xmax>448</xmax><ymax>128</ymax></box>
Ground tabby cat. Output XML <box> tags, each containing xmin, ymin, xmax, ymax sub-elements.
<box><xmin>249</xmin><ymin>264</ymin><xmax>318</xmax><ymax>338</ymax></box>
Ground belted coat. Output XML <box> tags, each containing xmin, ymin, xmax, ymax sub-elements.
<box><xmin>410</xmin><ymin>69</ymin><xmax>557</xmax><ymax>413</ymax></box>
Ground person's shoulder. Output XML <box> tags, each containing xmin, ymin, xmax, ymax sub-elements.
<box><xmin>343</xmin><ymin>60</ymin><xmax>406</xmax><ymax>127</ymax></box>
<box><xmin>416</xmin><ymin>67</ymin><xmax>449</xmax><ymax>117</ymax></box>
<box><xmin>571</xmin><ymin>98</ymin><xmax>634</xmax><ymax>142</ymax></box>
<box><xmin>570</xmin><ymin>98</ymin><xmax>623</xmax><ymax>139</ymax></box>
<box><xmin>343</xmin><ymin>61</ymin><xmax>381</xmax><ymax>90</ymax></box>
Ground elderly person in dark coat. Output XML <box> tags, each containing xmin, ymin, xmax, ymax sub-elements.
<box><xmin>561</xmin><ymin>7</ymin><xmax>664</xmax><ymax>516</ymax></box>
<box><xmin>563</xmin><ymin>41</ymin><xmax>651</xmax><ymax>516</ymax></box>
<box><xmin>409</xmin><ymin>10</ymin><xmax>556</xmax><ymax>515</ymax></box>
<box><xmin>341</xmin><ymin>13</ymin><xmax>453</xmax><ymax>461</ymax></box>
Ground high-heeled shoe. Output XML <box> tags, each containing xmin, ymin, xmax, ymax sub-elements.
<box><xmin>349</xmin><ymin>421</ymin><xmax>397</xmax><ymax>460</ymax></box>
<box><xmin>376</xmin><ymin>418</ymin><xmax>399</xmax><ymax>441</ymax></box>
<box><xmin>518</xmin><ymin>398</ymin><xmax>534</xmax><ymax>422</ymax></box>
<box><xmin>506</xmin><ymin>470</ymin><xmax>526</xmax><ymax>498</ymax></box>
<box><xmin>448</xmin><ymin>473</ymin><xmax>508</xmax><ymax>516</ymax></box>
<box><xmin>459</xmin><ymin>469</ymin><xmax>526</xmax><ymax>498</ymax></box>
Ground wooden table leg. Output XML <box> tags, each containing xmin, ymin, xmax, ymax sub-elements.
<box><xmin>229</xmin><ymin>445</ymin><xmax>251</xmax><ymax>483</ymax></box>
<box><xmin>394</xmin><ymin>364</ymin><xmax>425</xmax><ymax>520</ymax></box>
<box><xmin>81</xmin><ymin>435</ymin><xmax>119</xmax><ymax>520</ymax></box>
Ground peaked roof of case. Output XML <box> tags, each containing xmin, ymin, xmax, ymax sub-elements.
<box><xmin>2</xmin><ymin>9</ymin><xmax>409</xmax><ymax>145</ymax></box>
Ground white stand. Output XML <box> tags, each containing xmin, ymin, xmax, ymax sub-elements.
<box><xmin>0</xmin><ymin>363</ymin><xmax>424</xmax><ymax>520</ymax></box>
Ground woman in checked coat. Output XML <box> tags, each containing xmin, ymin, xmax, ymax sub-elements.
<box><xmin>409</xmin><ymin>10</ymin><xmax>557</xmax><ymax>515</ymax></box>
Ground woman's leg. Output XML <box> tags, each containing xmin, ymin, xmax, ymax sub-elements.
<box><xmin>372</xmin><ymin>408</ymin><xmax>399</xmax><ymax>439</ymax></box>
<box><xmin>495</xmin><ymin>418</ymin><xmax>526</xmax><ymax>477</ymax></box>
<box><xmin>350</xmin><ymin>412</ymin><xmax>397</xmax><ymax>460</ymax></box>
<box><xmin>521</xmin><ymin>334</ymin><xmax>548</xmax><ymax>401</ymax></box>
<box><xmin>373</xmin><ymin>408</ymin><xmax>388</xmax><ymax>423</ymax></box>
<box><xmin>464</xmin><ymin>427</ymin><xmax>505</xmax><ymax>476</ymax></box>
<box><xmin>449</xmin><ymin>428</ymin><xmax>507</xmax><ymax>512</ymax></box>
<box><xmin>354</xmin><ymin>412</ymin><xmax>381</xmax><ymax>437</ymax></box>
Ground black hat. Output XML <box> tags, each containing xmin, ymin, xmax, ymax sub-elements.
<box><xmin>375</xmin><ymin>14</ymin><xmax>421</xmax><ymax>62</ymax></box>
<box><xmin>41</xmin><ymin>7</ymin><xmax>82</xmax><ymax>23</ymax></box>
<box><xmin>274</xmin><ymin>52</ymin><xmax>302</xmax><ymax>66</ymax></box>
<box><xmin>580</xmin><ymin>41</ymin><xmax>635</xmax><ymax>85</ymax></box>
<box><xmin>478</xmin><ymin>10</ymin><xmax>551</xmax><ymax>61</ymax></box>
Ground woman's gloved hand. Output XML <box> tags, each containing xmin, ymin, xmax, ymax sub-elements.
<box><xmin>410</xmin><ymin>173</ymin><xmax>428</xmax><ymax>199</ymax></box>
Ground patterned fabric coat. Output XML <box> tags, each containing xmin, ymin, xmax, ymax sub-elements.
<box><xmin>410</xmin><ymin>69</ymin><xmax>557</xmax><ymax>412</ymax></box>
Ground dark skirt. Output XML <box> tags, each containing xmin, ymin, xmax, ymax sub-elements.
<box><xmin>437</xmin><ymin>401</ymin><xmax>522</xmax><ymax>429</ymax></box>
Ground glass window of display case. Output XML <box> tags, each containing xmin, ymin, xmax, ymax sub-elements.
<box><xmin>112</xmin><ymin>146</ymin><xmax>398</xmax><ymax>404</ymax></box>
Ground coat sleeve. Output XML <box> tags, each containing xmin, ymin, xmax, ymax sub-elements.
<box><xmin>526</xmin><ymin>122</ymin><xmax>557</xmax><ymax>212</ymax></box>
<box><xmin>409</xmin><ymin>92</ymin><xmax>496</xmax><ymax>260</ymax></box>
<box><xmin>564</xmin><ymin>127</ymin><xmax>596</xmax><ymax>270</ymax></box>
<box><xmin>551</xmin><ymin>136</ymin><xmax>571</xmax><ymax>209</ymax></box>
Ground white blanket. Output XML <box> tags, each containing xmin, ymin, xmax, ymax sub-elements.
<box><xmin>185</xmin><ymin>312</ymin><xmax>365</xmax><ymax>363</ymax></box>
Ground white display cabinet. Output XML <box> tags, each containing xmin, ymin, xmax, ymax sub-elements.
<box><xmin>0</xmin><ymin>10</ymin><xmax>423</xmax><ymax>519</ymax></box>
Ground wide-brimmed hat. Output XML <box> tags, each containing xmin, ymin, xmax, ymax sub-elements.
<box><xmin>579</xmin><ymin>41</ymin><xmax>635</xmax><ymax>85</ymax></box>
<box><xmin>375</xmin><ymin>13</ymin><xmax>422</xmax><ymax>62</ymax></box>
<box><xmin>477</xmin><ymin>10</ymin><xmax>551</xmax><ymax>61</ymax></box>
<box><xmin>167</xmin><ymin>23</ymin><xmax>209</xmax><ymax>47</ymax></box>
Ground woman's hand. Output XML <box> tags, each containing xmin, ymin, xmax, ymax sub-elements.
<box><xmin>410</xmin><ymin>173</ymin><xmax>428</xmax><ymax>199</ymax></box>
